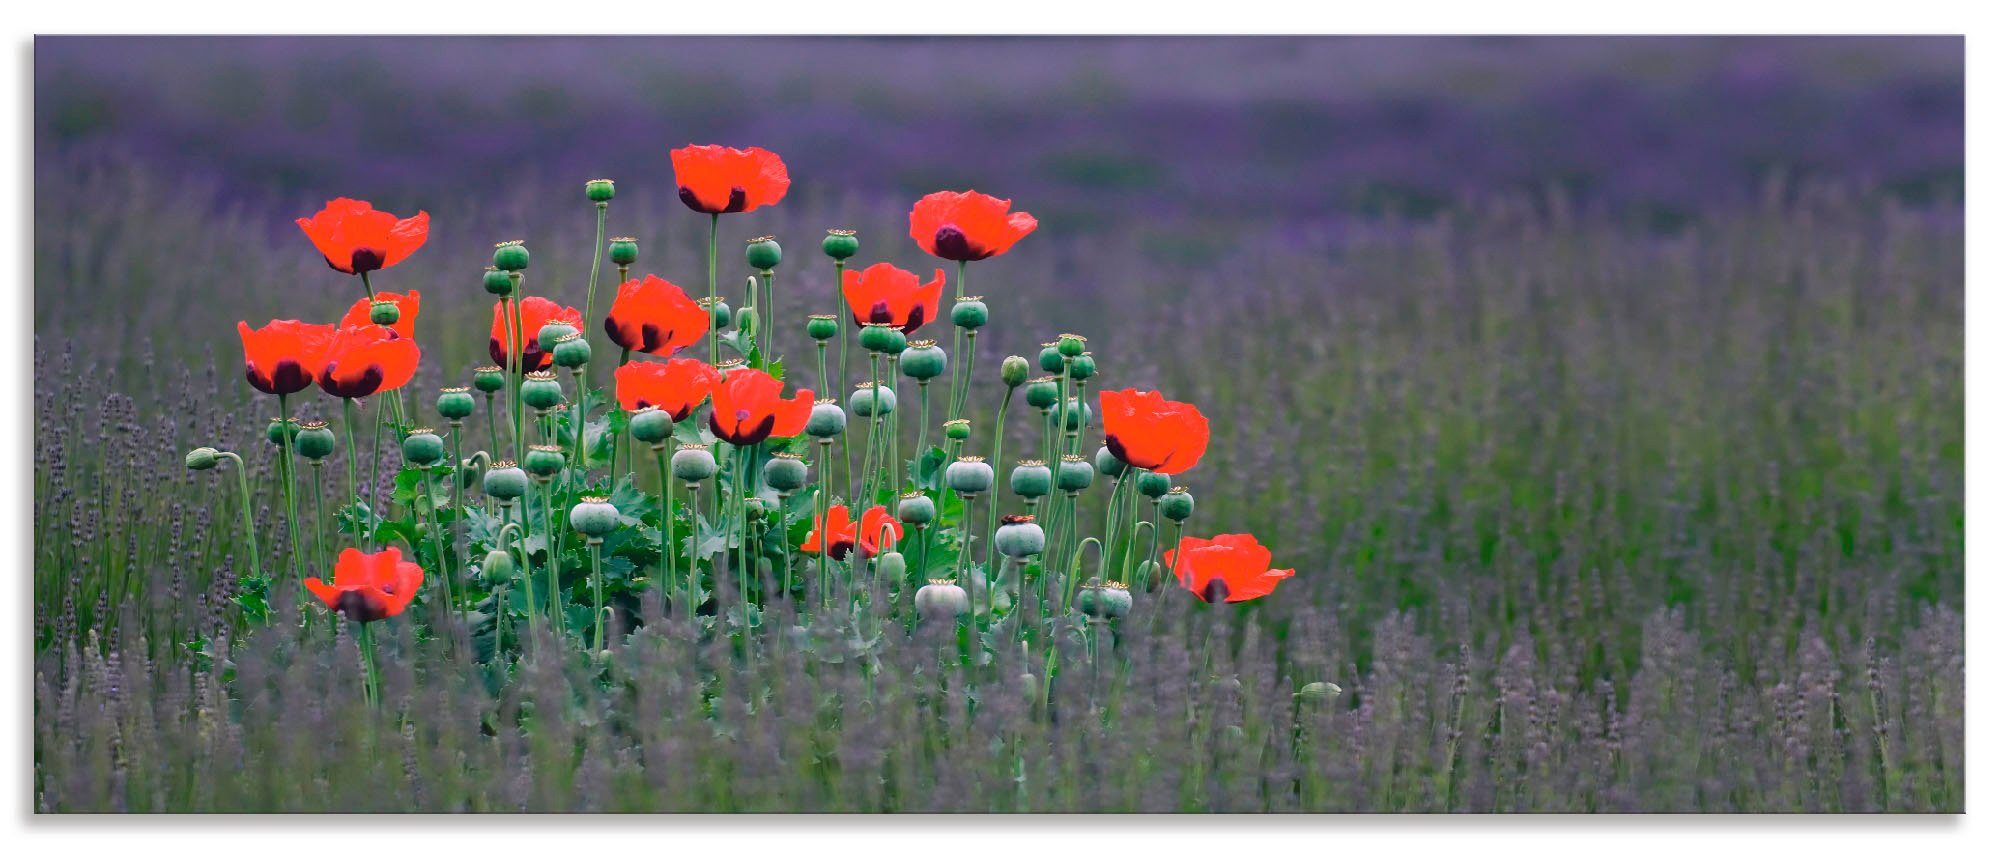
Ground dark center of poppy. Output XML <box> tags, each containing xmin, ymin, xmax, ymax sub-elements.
<box><xmin>1201</xmin><ymin>577</ymin><xmax>1231</xmax><ymax>604</ymax></box>
<box><xmin>349</xmin><ymin>247</ymin><xmax>386</xmax><ymax>275</ymax></box>
<box><xmin>334</xmin><ymin>589</ymin><xmax>389</xmax><ymax>622</ymax></box>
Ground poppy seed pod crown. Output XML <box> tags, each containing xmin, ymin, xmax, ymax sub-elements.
<box><xmin>568</xmin><ymin>496</ymin><xmax>621</xmax><ymax>538</ymax></box>
<box><xmin>1010</xmin><ymin>460</ymin><xmax>1052</xmax><ymax>499</ymax></box>
<box><xmin>484</xmin><ymin>461</ymin><xmax>530</xmax><ymax>501</ymax></box>
<box><xmin>951</xmin><ymin>296</ymin><xmax>989</xmax><ymax>330</ymax></box>
<box><xmin>822</xmin><ymin>228</ymin><xmax>859</xmax><ymax>260</ymax></box>
<box><xmin>295</xmin><ymin>421</ymin><xmax>337</xmax><ymax>461</ymax></box>
<box><xmin>943</xmin><ymin>418</ymin><xmax>972</xmax><ymax>441</ymax></box>
<box><xmin>745</xmin><ymin>235</ymin><xmax>783</xmax><ymax>271</ymax></box>
<box><xmin>1159</xmin><ymin>487</ymin><xmax>1195</xmax><ymax>522</ymax></box>
<box><xmin>473</xmin><ymin>365</ymin><xmax>505</xmax><ymax>394</ymax></box>
<box><xmin>945</xmin><ymin>456</ymin><xmax>994</xmax><ymax>494</ymax></box>
<box><xmin>849</xmin><ymin>381</ymin><xmax>896</xmax><ymax>417</ymax></box>
<box><xmin>483</xmin><ymin>267</ymin><xmax>516</xmax><ymax>297</ymax></box>
<box><xmin>523</xmin><ymin>444</ymin><xmax>566</xmax><ymax>478</ymax></box>
<box><xmin>493</xmin><ymin>240</ymin><xmax>530</xmax><ymax>272</ymax></box>
<box><xmin>899</xmin><ymin>339</ymin><xmax>947</xmax><ymax>382</ymax></box>
<box><xmin>585</xmin><ymin>178</ymin><xmax>616</xmax><ymax>204</ymax></box>
<box><xmin>764</xmin><ymin>453</ymin><xmax>809</xmax><ymax>493</ymax></box>
<box><xmin>806</xmin><ymin>399</ymin><xmax>847</xmax><ymax>439</ymax></box>
<box><xmin>896</xmin><ymin>492</ymin><xmax>937</xmax><ymax>526</ymax></box>
<box><xmin>436</xmin><ymin>386</ymin><xmax>475</xmax><ymax>420</ymax></box>
<box><xmin>521</xmin><ymin>371</ymin><xmax>566</xmax><ymax>410</ymax></box>
<box><xmin>607</xmin><ymin>236</ymin><xmax>638</xmax><ymax>267</ymax></box>
<box><xmin>402</xmin><ymin>428</ymin><xmax>445</xmax><ymax>466</ymax></box>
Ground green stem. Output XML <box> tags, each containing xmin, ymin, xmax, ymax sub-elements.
<box><xmin>686</xmin><ymin>482</ymin><xmax>703</xmax><ymax>620</ymax></box>
<box><xmin>276</xmin><ymin>395</ymin><xmax>303</xmax><ymax>589</ymax></box>
<box><xmin>310</xmin><ymin>462</ymin><xmax>329</xmax><ymax>575</ymax></box>
<box><xmin>419</xmin><ymin>467</ymin><xmax>454</xmax><ymax>610</ymax></box>
<box><xmin>356</xmin><ymin>621</ymin><xmax>381</xmax><ymax>706</ymax></box>
<box><xmin>589</xmin><ymin>540</ymin><xmax>605</xmax><ymax>653</ymax></box>
<box><xmin>543</xmin><ymin>479</ymin><xmax>561</xmax><ymax>637</ymax></box>
<box><xmin>583</xmin><ymin>202</ymin><xmax>608</xmax><ymax>337</ymax></box>
<box><xmin>982</xmin><ymin>388</ymin><xmax>1016</xmax><ymax>567</ymax></box>
<box><xmin>656</xmin><ymin>447</ymin><xmax>674</xmax><ymax>602</ymax></box>
<box><xmin>218</xmin><ymin>452</ymin><xmax>261</xmax><ymax>578</ymax></box>
<box><xmin>833</xmin><ymin>259</ymin><xmax>852</xmax><ymax>495</ymax></box>
<box><xmin>340</xmin><ymin>399</ymin><xmax>364</xmax><ymax>549</ymax></box>
<box><xmin>706</xmin><ymin>214</ymin><xmax>719</xmax><ymax>369</ymax></box>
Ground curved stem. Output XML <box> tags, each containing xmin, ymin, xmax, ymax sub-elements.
<box><xmin>218</xmin><ymin>452</ymin><xmax>261</xmax><ymax>578</ymax></box>
<box><xmin>582</xmin><ymin>202</ymin><xmax>608</xmax><ymax>337</ymax></box>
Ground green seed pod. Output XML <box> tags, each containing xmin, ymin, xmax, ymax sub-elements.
<box><xmin>521</xmin><ymin>372</ymin><xmax>565</xmax><ymax>410</ymax></box>
<box><xmin>849</xmin><ymin>382</ymin><xmax>897</xmax><ymax>417</ymax></box>
<box><xmin>1297</xmin><ymin>681</ymin><xmax>1344</xmax><ymax>704</ymax></box>
<box><xmin>745</xmin><ymin>235</ymin><xmax>782</xmax><ymax>270</ymax></box>
<box><xmin>436</xmin><ymin>387</ymin><xmax>475</xmax><ymax>420</ymax></box>
<box><xmin>1077</xmin><ymin>580</ymin><xmax>1133</xmax><ymax>619</ymax></box>
<box><xmin>1024</xmin><ymin>376</ymin><xmax>1060</xmax><ymax>409</ymax></box>
<box><xmin>608</xmin><ymin>236</ymin><xmax>638</xmax><ymax>267</ymax></box>
<box><xmin>805</xmin><ymin>400</ymin><xmax>847</xmax><ymax>438</ymax></box>
<box><xmin>874</xmin><ymin>550</ymin><xmax>906</xmax><ymax>585</ymax></box>
<box><xmin>858</xmin><ymin>323</ymin><xmax>902</xmax><ymax>354</ymax></box>
<box><xmin>899</xmin><ymin>339</ymin><xmax>947</xmax><ymax>382</ymax></box>
<box><xmin>698</xmin><ymin>296</ymin><xmax>731</xmax><ymax>329</ymax></box>
<box><xmin>944</xmin><ymin>456</ymin><xmax>993</xmax><ymax>494</ymax></box>
<box><xmin>951</xmin><ymin>296</ymin><xmax>988</xmax><ymax>330</ymax></box>
<box><xmin>994</xmin><ymin>514</ymin><xmax>1046</xmax><ymax>558</ymax></box>
<box><xmin>943</xmin><ymin>418</ymin><xmax>972</xmax><ymax>441</ymax></box>
<box><xmin>402</xmin><ymin>428</ymin><xmax>446</xmax><ymax>466</ymax></box>
<box><xmin>585</xmin><ymin>178</ymin><xmax>616</xmax><ymax>203</ymax></box>
<box><xmin>629</xmin><ymin>408</ymin><xmax>674</xmax><ymax>445</ymax></box>
<box><xmin>368</xmin><ymin>299</ymin><xmax>401</xmax><ymax>327</ymax></box>
<box><xmin>915</xmin><ymin>579</ymin><xmax>970</xmax><ymax>620</ymax></box>
<box><xmin>482</xmin><ymin>267</ymin><xmax>516</xmax><ymax>297</ymax></box>
<box><xmin>1056</xmin><ymin>455</ymin><xmax>1094</xmax><ymax>492</ymax></box>
<box><xmin>1159</xmin><ymin>487</ymin><xmax>1194</xmax><ymax>522</ymax></box>
<box><xmin>523</xmin><ymin>444</ymin><xmax>566</xmax><ymax>478</ymax></box>
<box><xmin>266</xmin><ymin>417</ymin><xmax>300</xmax><ymax>446</ymax></box>
<box><xmin>185</xmin><ymin>447</ymin><xmax>221</xmax><ymax>471</ymax></box>
<box><xmin>552</xmin><ymin>332</ymin><xmax>592</xmax><ymax>369</ymax></box>
<box><xmin>1067</xmin><ymin>353</ymin><xmax>1097</xmax><ymax>381</ymax></box>
<box><xmin>492</xmin><ymin>240</ymin><xmax>530</xmax><ymax>272</ymax></box>
<box><xmin>764</xmin><ymin>453</ymin><xmax>808</xmax><ymax>493</ymax></box>
<box><xmin>1038</xmin><ymin>344</ymin><xmax>1065</xmax><ymax>374</ymax></box>
<box><xmin>1056</xmin><ymin>333</ymin><xmax>1086</xmax><ymax>358</ymax></box>
<box><xmin>295</xmin><ymin>421</ymin><xmax>337</xmax><ymax>461</ymax></box>
<box><xmin>484</xmin><ymin>462</ymin><xmax>530</xmax><ymax>501</ymax></box>
<box><xmin>537</xmin><ymin>321</ymin><xmax>577</xmax><ymax>352</ymax></box>
<box><xmin>896</xmin><ymin>493</ymin><xmax>937</xmax><ymax>526</ymax></box>
<box><xmin>821</xmin><ymin>228</ymin><xmax>859</xmax><ymax>260</ymax></box>
<box><xmin>568</xmin><ymin>496</ymin><xmax>621</xmax><ymax>538</ymax></box>
<box><xmin>473</xmin><ymin>366</ymin><xmax>506</xmax><ymax>394</ymax></box>
<box><xmin>734</xmin><ymin>305</ymin><xmax>758</xmax><ymax>336</ymax></box>
<box><xmin>1138</xmin><ymin>471</ymin><xmax>1172</xmax><ymax>499</ymax></box>
<box><xmin>672</xmin><ymin>445</ymin><xmax>717</xmax><ymax>482</ymax></box>
<box><xmin>481</xmin><ymin>548</ymin><xmax>516</xmax><ymax>584</ymax></box>
<box><xmin>1059</xmin><ymin>399</ymin><xmax>1092</xmax><ymax>431</ymax></box>
<box><xmin>806</xmin><ymin>314</ymin><xmax>839</xmax><ymax>342</ymax></box>
<box><xmin>1093</xmin><ymin>445</ymin><xmax>1127</xmax><ymax>477</ymax></box>
<box><xmin>1001</xmin><ymin>355</ymin><xmax>1029</xmax><ymax>387</ymax></box>
<box><xmin>1010</xmin><ymin>461</ymin><xmax>1052</xmax><ymax>498</ymax></box>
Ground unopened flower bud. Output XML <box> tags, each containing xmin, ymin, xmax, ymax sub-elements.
<box><xmin>608</xmin><ymin>236</ymin><xmax>638</xmax><ymax>266</ymax></box>
<box><xmin>585</xmin><ymin>178</ymin><xmax>616</xmax><ymax>204</ymax></box>
<box><xmin>735</xmin><ymin>305</ymin><xmax>758</xmax><ymax>336</ymax></box>
<box><xmin>492</xmin><ymin>240</ymin><xmax>530</xmax><ymax>272</ymax></box>
<box><xmin>1297</xmin><ymin>681</ymin><xmax>1343</xmax><ymax>704</ymax></box>
<box><xmin>672</xmin><ymin>445</ymin><xmax>717</xmax><ymax>482</ymax></box>
<box><xmin>437</xmin><ymin>387</ymin><xmax>475</xmax><ymax>420</ymax></box>
<box><xmin>473</xmin><ymin>366</ymin><xmax>506</xmax><ymax>394</ymax></box>
<box><xmin>482</xmin><ymin>548</ymin><xmax>516</xmax><ymax>584</ymax></box>
<box><xmin>402</xmin><ymin>428</ymin><xmax>445</xmax><ymax>466</ymax></box>
<box><xmin>951</xmin><ymin>296</ymin><xmax>988</xmax><ymax>330</ymax></box>
<box><xmin>899</xmin><ymin>339</ymin><xmax>947</xmax><ymax>382</ymax></box>
<box><xmin>1001</xmin><ymin>355</ymin><xmax>1029</xmax><ymax>387</ymax></box>
<box><xmin>745</xmin><ymin>235</ymin><xmax>782</xmax><ymax>271</ymax></box>
<box><xmin>805</xmin><ymin>400</ymin><xmax>847</xmax><ymax>438</ymax></box>
<box><xmin>569</xmin><ymin>496</ymin><xmax>621</xmax><ymax>538</ymax></box>
<box><xmin>629</xmin><ymin>408</ymin><xmax>674</xmax><ymax>445</ymax></box>
<box><xmin>1134</xmin><ymin>558</ymin><xmax>1165</xmax><ymax>591</ymax></box>
<box><xmin>1159</xmin><ymin>487</ymin><xmax>1194</xmax><ymax>522</ymax></box>
<box><xmin>764</xmin><ymin>453</ymin><xmax>808</xmax><ymax>493</ymax></box>
<box><xmin>1010</xmin><ymin>460</ymin><xmax>1052</xmax><ymax>498</ymax></box>
<box><xmin>821</xmin><ymin>229</ymin><xmax>859</xmax><ymax>260</ymax></box>
<box><xmin>874</xmin><ymin>550</ymin><xmax>906</xmax><ymax>585</ymax></box>
<box><xmin>185</xmin><ymin>447</ymin><xmax>221</xmax><ymax>471</ymax></box>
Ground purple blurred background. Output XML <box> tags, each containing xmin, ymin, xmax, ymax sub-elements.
<box><xmin>35</xmin><ymin>36</ymin><xmax>1962</xmax><ymax>236</ymax></box>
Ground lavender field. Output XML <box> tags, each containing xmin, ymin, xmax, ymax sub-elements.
<box><xmin>31</xmin><ymin>36</ymin><xmax>1964</xmax><ymax>812</ymax></box>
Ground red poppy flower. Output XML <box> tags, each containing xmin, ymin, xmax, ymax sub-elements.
<box><xmin>1100</xmin><ymin>388</ymin><xmax>1211</xmax><ymax>476</ymax></box>
<box><xmin>1165</xmin><ymin>534</ymin><xmax>1293</xmax><ymax>604</ymax></box>
<box><xmin>316</xmin><ymin>325</ymin><xmax>420</xmax><ymax>399</ymax></box>
<box><xmin>296</xmin><ymin>198</ymin><xmax>430</xmax><ymax>275</ymax></box>
<box><xmin>614</xmin><ymin>358</ymin><xmax>720</xmax><ymax>420</ymax></box>
<box><xmin>489</xmin><ymin>297</ymin><xmax>582</xmax><ymax>372</ymax></box>
<box><xmin>304</xmin><ymin>546</ymin><xmax>425</xmax><ymax>622</ymax></box>
<box><xmin>237</xmin><ymin>319</ymin><xmax>335</xmax><ymax>396</ymax></box>
<box><xmin>604</xmin><ymin>274</ymin><xmax>709</xmax><ymax>355</ymax></box>
<box><xmin>908</xmin><ymin>190</ymin><xmax>1038</xmax><ymax>262</ymax></box>
<box><xmin>801</xmin><ymin>504</ymin><xmax>904</xmax><ymax>560</ymax></box>
<box><xmin>842</xmin><ymin>262</ymin><xmax>948</xmax><ymax>335</ymax></box>
<box><xmin>707</xmin><ymin>369</ymin><xmax>813</xmax><ymax>446</ymax></box>
<box><xmin>669</xmin><ymin>145</ymin><xmax>789</xmax><ymax>214</ymax></box>
<box><xmin>338</xmin><ymin>289</ymin><xmax>422</xmax><ymax>339</ymax></box>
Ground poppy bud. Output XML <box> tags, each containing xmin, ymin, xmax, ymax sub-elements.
<box><xmin>696</xmin><ymin>296</ymin><xmax>731</xmax><ymax>329</ymax></box>
<box><xmin>368</xmin><ymin>299</ymin><xmax>401</xmax><ymax>327</ymax></box>
<box><xmin>1159</xmin><ymin>487</ymin><xmax>1194</xmax><ymax>522</ymax></box>
<box><xmin>296</xmin><ymin>421</ymin><xmax>337</xmax><ymax>461</ymax></box>
<box><xmin>1059</xmin><ymin>399</ymin><xmax>1092</xmax><ymax>432</ymax></box>
<box><xmin>897</xmin><ymin>492</ymin><xmax>937</xmax><ymax>526</ymax></box>
<box><xmin>569</xmin><ymin>496</ymin><xmax>621</xmax><ymax>538</ymax></box>
<box><xmin>482</xmin><ymin>548</ymin><xmax>515</xmax><ymax>584</ymax></box>
<box><xmin>943</xmin><ymin>418</ymin><xmax>971</xmax><ymax>441</ymax></box>
<box><xmin>460</xmin><ymin>451</ymin><xmax>491</xmax><ymax>490</ymax></box>
<box><xmin>849</xmin><ymin>382</ymin><xmax>896</xmax><ymax>417</ymax></box>
<box><xmin>630</xmin><ymin>408</ymin><xmax>674</xmax><ymax>445</ymax></box>
<box><xmin>945</xmin><ymin>456</ymin><xmax>993</xmax><ymax>494</ymax></box>
<box><xmin>552</xmin><ymin>332</ymin><xmax>592</xmax><ymax>370</ymax></box>
<box><xmin>266</xmin><ymin>417</ymin><xmax>300</xmax><ymax>446</ymax></box>
<box><xmin>1068</xmin><ymin>353</ymin><xmax>1097</xmax><ymax>381</ymax></box>
<box><xmin>521</xmin><ymin>371</ymin><xmax>566</xmax><ymax>410</ymax></box>
<box><xmin>764</xmin><ymin>453</ymin><xmax>808</xmax><ymax>493</ymax></box>
<box><xmin>585</xmin><ymin>178</ymin><xmax>616</xmax><ymax>203</ymax></box>
<box><xmin>745</xmin><ymin>235</ymin><xmax>782</xmax><ymax>271</ymax></box>
<box><xmin>994</xmin><ymin>514</ymin><xmax>1045</xmax><ymax>558</ymax></box>
<box><xmin>951</xmin><ymin>296</ymin><xmax>988</xmax><ymax>330</ymax></box>
<box><xmin>734</xmin><ymin>305</ymin><xmax>757</xmax><ymax>336</ymax></box>
<box><xmin>185</xmin><ymin>447</ymin><xmax>221</xmax><ymax>471</ymax></box>
<box><xmin>537</xmin><ymin>321</ymin><xmax>578</xmax><ymax>352</ymax></box>
<box><xmin>672</xmin><ymin>445</ymin><xmax>717</xmax><ymax>482</ymax></box>
<box><xmin>473</xmin><ymin>365</ymin><xmax>506</xmax><ymax>394</ymax></box>
<box><xmin>1038</xmin><ymin>344</ymin><xmax>1065</xmax><ymax>374</ymax></box>
<box><xmin>1010</xmin><ymin>460</ymin><xmax>1052</xmax><ymax>498</ymax></box>
<box><xmin>822</xmin><ymin>228</ymin><xmax>859</xmax><ymax>260</ymax></box>
<box><xmin>1001</xmin><ymin>355</ymin><xmax>1029</xmax><ymax>387</ymax></box>
<box><xmin>484</xmin><ymin>462</ymin><xmax>530</xmax><ymax>501</ymax></box>
<box><xmin>607</xmin><ymin>236</ymin><xmax>638</xmax><ymax>267</ymax></box>
<box><xmin>523</xmin><ymin>445</ymin><xmax>566</xmax><ymax>478</ymax></box>
<box><xmin>1077</xmin><ymin>580</ymin><xmax>1133</xmax><ymax>619</ymax></box>
<box><xmin>899</xmin><ymin>339</ymin><xmax>947</xmax><ymax>382</ymax></box>
<box><xmin>874</xmin><ymin>550</ymin><xmax>907</xmax><ymax>585</ymax></box>
<box><xmin>1024</xmin><ymin>376</ymin><xmax>1060</xmax><ymax>409</ymax></box>
<box><xmin>483</xmin><ymin>267</ymin><xmax>516</xmax><ymax>297</ymax></box>
<box><xmin>1093</xmin><ymin>445</ymin><xmax>1127</xmax><ymax>477</ymax></box>
<box><xmin>1138</xmin><ymin>471</ymin><xmax>1172</xmax><ymax>499</ymax></box>
<box><xmin>1297</xmin><ymin>682</ymin><xmax>1343</xmax><ymax>704</ymax></box>
<box><xmin>915</xmin><ymin>579</ymin><xmax>969</xmax><ymax>620</ymax></box>
<box><xmin>807</xmin><ymin>314</ymin><xmax>839</xmax><ymax>341</ymax></box>
<box><xmin>1133</xmin><ymin>558</ymin><xmax>1164</xmax><ymax>591</ymax></box>
<box><xmin>806</xmin><ymin>400</ymin><xmax>847</xmax><ymax>438</ymax></box>
<box><xmin>1056</xmin><ymin>455</ymin><xmax>1094</xmax><ymax>492</ymax></box>
<box><xmin>1057</xmin><ymin>333</ymin><xmax>1086</xmax><ymax>358</ymax></box>
<box><xmin>858</xmin><ymin>323</ymin><xmax>902</xmax><ymax>354</ymax></box>
<box><xmin>402</xmin><ymin>428</ymin><xmax>445</xmax><ymax>466</ymax></box>
<box><xmin>493</xmin><ymin>240</ymin><xmax>530</xmax><ymax>272</ymax></box>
